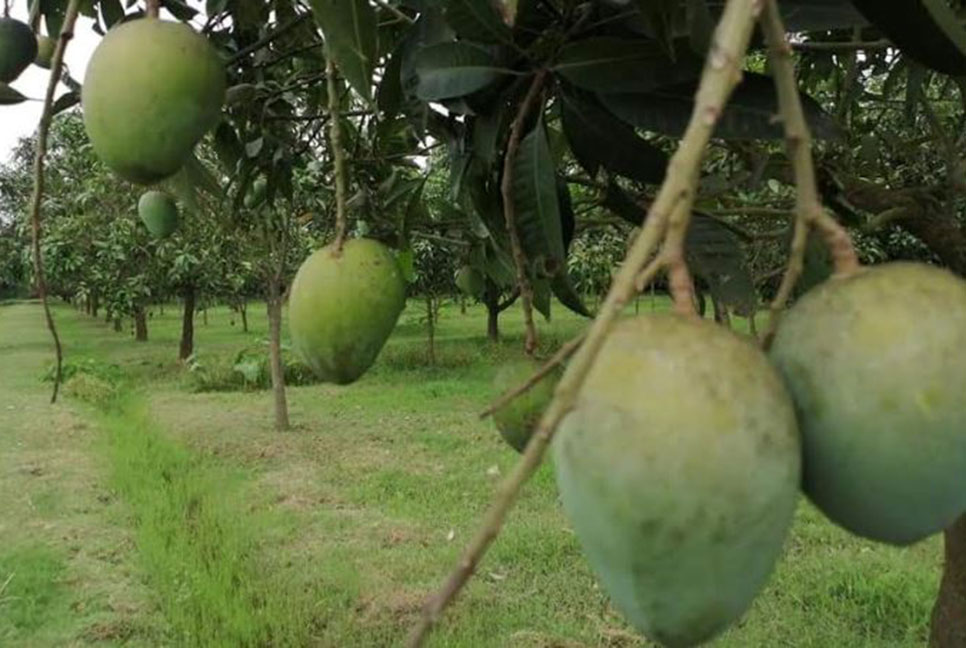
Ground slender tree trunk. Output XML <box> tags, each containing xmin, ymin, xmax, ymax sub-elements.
<box><xmin>460</xmin><ymin>295</ymin><xmax>466</xmax><ymax>315</ymax></box>
<box><xmin>266</xmin><ymin>277</ymin><xmax>289</xmax><ymax>431</ymax></box>
<box><xmin>91</xmin><ymin>293</ymin><xmax>99</xmax><ymax>318</ymax></box>
<box><xmin>932</xmin><ymin>515</ymin><xmax>966</xmax><ymax>647</ymax></box>
<box><xmin>134</xmin><ymin>306</ymin><xmax>148</xmax><ymax>342</ymax></box>
<box><xmin>113</xmin><ymin>317</ymin><xmax>122</xmax><ymax>332</ymax></box>
<box><xmin>486</xmin><ymin>303</ymin><xmax>500</xmax><ymax>342</ymax></box>
<box><xmin>425</xmin><ymin>295</ymin><xmax>436</xmax><ymax>366</ymax></box>
<box><xmin>179</xmin><ymin>285</ymin><xmax>195</xmax><ymax>361</ymax></box>
<box><xmin>240</xmin><ymin>303</ymin><xmax>248</xmax><ymax>333</ymax></box>
<box><xmin>85</xmin><ymin>295</ymin><xmax>92</xmax><ymax>315</ymax></box>
<box><xmin>202</xmin><ymin>307</ymin><xmax>208</xmax><ymax>326</ymax></box>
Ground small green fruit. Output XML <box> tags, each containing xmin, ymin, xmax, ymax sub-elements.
<box><xmin>770</xmin><ymin>262</ymin><xmax>966</xmax><ymax>545</ymax></box>
<box><xmin>454</xmin><ymin>265</ymin><xmax>485</xmax><ymax>299</ymax></box>
<box><xmin>34</xmin><ymin>34</ymin><xmax>55</xmax><ymax>69</ymax></box>
<box><xmin>0</xmin><ymin>18</ymin><xmax>37</xmax><ymax>83</ymax></box>
<box><xmin>288</xmin><ymin>238</ymin><xmax>406</xmax><ymax>385</ymax></box>
<box><xmin>491</xmin><ymin>359</ymin><xmax>560</xmax><ymax>452</ymax></box>
<box><xmin>138</xmin><ymin>191</ymin><xmax>179</xmax><ymax>239</ymax></box>
<box><xmin>555</xmin><ymin>315</ymin><xmax>800</xmax><ymax>647</ymax></box>
<box><xmin>82</xmin><ymin>18</ymin><xmax>225</xmax><ymax>184</ymax></box>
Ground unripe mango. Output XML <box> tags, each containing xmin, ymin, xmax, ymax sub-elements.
<box><xmin>137</xmin><ymin>191</ymin><xmax>178</xmax><ymax>239</ymax></box>
<box><xmin>82</xmin><ymin>18</ymin><xmax>225</xmax><ymax>184</ymax></box>
<box><xmin>555</xmin><ymin>315</ymin><xmax>800</xmax><ymax>647</ymax></box>
<box><xmin>455</xmin><ymin>265</ymin><xmax>484</xmax><ymax>299</ymax></box>
<box><xmin>288</xmin><ymin>239</ymin><xmax>406</xmax><ymax>384</ymax></box>
<box><xmin>770</xmin><ymin>262</ymin><xmax>966</xmax><ymax>545</ymax></box>
<box><xmin>491</xmin><ymin>359</ymin><xmax>560</xmax><ymax>452</ymax></box>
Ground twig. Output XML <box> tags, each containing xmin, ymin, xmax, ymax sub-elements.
<box><xmin>479</xmin><ymin>332</ymin><xmax>585</xmax><ymax>420</ymax></box>
<box><xmin>326</xmin><ymin>52</ymin><xmax>348</xmax><ymax>252</ymax></box>
<box><xmin>661</xmin><ymin>189</ymin><xmax>699</xmax><ymax>315</ymax></box>
<box><xmin>760</xmin><ymin>0</ymin><xmax>860</xmax><ymax>349</ymax></box>
<box><xmin>500</xmin><ymin>69</ymin><xmax>548</xmax><ymax>356</ymax></box>
<box><xmin>790</xmin><ymin>38</ymin><xmax>890</xmax><ymax>52</ymax></box>
<box><xmin>145</xmin><ymin>0</ymin><xmax>159</xmax><ymax>18</ymax></box>
<box><xmin>28</xmin><ymin>0</ymin><xmax>81</xmax><ymax>404</ymax></box>
<box><xmin>371</xmin><ymin>0</ymin><xmax>415</xmax><ymax>25</ymax></box>
<box><xmin>405</xmin><ymin>2</ymin><xmax>762</xmax><ymax>644</ymax></box>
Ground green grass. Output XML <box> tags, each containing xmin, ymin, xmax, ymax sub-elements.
<box><xmin>0</xmin><ymin>297</ymin><xmax>944</xmax><ymax>646</ymax></box>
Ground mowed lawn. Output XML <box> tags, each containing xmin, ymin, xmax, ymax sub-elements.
<box><xmin>0</xmin><ymin>297</ymin><xmax>942</xmax><ymax>647</ymax></box>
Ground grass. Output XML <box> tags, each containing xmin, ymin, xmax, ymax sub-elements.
<box><xmin>0</xmin><ymin>296</ymin><xmax>944</xmax><ymax>646</ymax></box>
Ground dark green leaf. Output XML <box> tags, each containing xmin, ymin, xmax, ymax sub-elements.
<box><xmin>686</xmin><ymin>214</ymin><xmax>756</xmax><ymax>316</ymax></box>
<box><xmin>414</xmin><ymin>42</ymin><xmax>507</xmax><ymax>100</ymax></box>
<box><xmin>377</xmin><ymin>42</ymin><xmax>404</xmax><ymax>118</ymax></box>
<box><xmin>600</xmin><ymin>72</ymin><xmax>841</xmax><ymax>140</ymax></box>
<box><xmin>50</xmin><ymin>91</ymin><xmax>80</xmax><ymax>115</ymax></box>
<box><xmin>851</xmin><ymin>0</ymin><xmax>966</xmax><ymax>75</ymax></box>
<box><xmin>553</xmin><ymin>37</ymin><xmax>701</xmax><ymax>93</ymax></box>
<box><xmin>0</xmin><ymin>84</ymin><xmax>30</xmax><ymax>105</ymax></box>
<box><xmin>309</xmin><ymin>0</ymin><xmax>378</xmax><ymax>101</ymax></box>
<box><xmin>551</xmin><ymin>270</ymin><xmax>592</xmax><ymax>317</ymax></box>
<box><xmin>443</xmin><ymin>0</ymin><xmax>513</xmax><ymax>44</ymax></box>
<box><xmin>532</xmin><ymin>276</ymin><xmax>551</xmax><ymax>320</ymax></box>
<box><xmin>161</xmin><ymin>0</ymin><xmax>198</xmax><ymax>20</ymax></box>
<box><xmin>560</xmin><ymin>88</ymin><xmax>668</xmax><ymax>184</ymax></box>
<box><xmin>512</xmin><ymin>121</ymin><xmax>564</xmax><ymax>272</ymax></box>
<box><xmin>98</xmin><ymin>0</ymin><xmax>124</xmax><ymax>28</ymax></box>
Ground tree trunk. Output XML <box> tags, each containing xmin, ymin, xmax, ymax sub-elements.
<box><xmin>932</xmin><ymin>515</ymin><xmax>966</xmax><ymax>647</ymax></box>
<box><xmin>460</xmin><ymin>295</ymin><xmax>466</xmax><ymax>315</ymax></box>
<box><xmin>134</xmin><ymin>306</ymin><xmax>148</xmax><ymax>342</ymax></box>
<box><xmin>240</xmin><ymin>303</ymin><xmax>249</xmax><ymax>333</ymax></box>
<box><xmin>85</xmin><ymin>295</ymin><xmax>92</xmax><ymax>315</ymax></box>
<box><xmin>179</xmin><ymin>285</ymin><xmax>196</xmax><ymax>361</ymax></box>
<box><xmin>113</xmin><ymin>317</ymin><xmax>122</xmax><ymax>332</ymax></box>
<box><xmin>266</xmin><ymin>278</ymin><xmax>290</xmax><ymax>431</ymax></box>
<box><xmin>91</xmin><ymin>293</ymin><xmax>99</xmax><ymax>318</ymax></box>
<box><xmin>202</xmin><ymin>307</ymin><xmax>208</xmax><ymax>326</ymax></box>
<box><xmin>426</xmin><ymin>295</ymin><xmax>437</xmax><ymax>366</ymax></box>
<box><xmin>159</xmin><ymin>303</ymin><xmax>164</xmax><ymax>316</ymax></box>
<box><xmin>486</xmin><ymin>303</ymin><xmax>499</xmax><ymax>342</ymax></box>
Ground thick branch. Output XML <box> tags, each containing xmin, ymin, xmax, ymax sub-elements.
<box><xmin>145</xmin><ymin>0</ymin><xmax>159</xmax><ymax>18</ymax></box>
<box><xmin>405</xmin><ymin>2</ymin><xmax>761</xmax><ymax>644</ymax></box>
<box><xmin>500</xmin><ymin>69</ymin><xmax>548</xmax><ymax>356</ymax></box>
<box><xmin>325</xmin><ymin>52</ymin><xmax>348</xmax><ymax>251</ymax></box>
<box><xmin>28</xmin><ymin>0</ymin><xmax>81</xmax><ymax>404</ymax></box>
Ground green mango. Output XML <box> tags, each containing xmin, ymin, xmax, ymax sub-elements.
<box><xmin>288</xmin><ymin>238</ymin><xmax>406</xmax><ymax>385</ymax></box>
<box><xmin>34</xmin><ymin>34</ymin><xmax>54</xmax><ymax>69</ymax></box>
<box><xmin>771</xmin><ymin>262</ymin><xmax>966</xmax><ymax>545</ymax></box>
<box><xmin>454</xmin><ymin>265</ymin><xmax>485</xmax><ymax>299</ymax></box>
<box><xmin>82</xmin><ymin>18</ymin><xmax>225</xmax><ymax>184</ymax></box>
<box><xmin>0</xmin><ymin>18</ymin><xmax>37</xmax><ymax>83</ymax></box>
<box><xmin>555</xmin><ymin>315</ymin><xmax>800</xmax><ymax>647</ymax></box>
<box><xmin>492</xmin><ymin>358</ymin><xmax>560</xmax><ymax>452</ymax></box>
<box><xmin>137</xmin><ymin>191</ymin><xmax>179</xmax><ymax>239</ymax></box>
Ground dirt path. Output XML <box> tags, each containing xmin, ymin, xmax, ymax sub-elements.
<box><xmin>0</xmin><ymin>302</ymin><xmax>161</xmax><ymax>646</ymax></box>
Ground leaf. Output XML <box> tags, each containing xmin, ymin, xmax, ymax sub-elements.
<box><xmin>512</xmin><ymin>121</ymin><xmax>565</xmax><ymax>274</ymax></box>
<box><xmin>0</xmin><ymin>84</ymin><xmax>29</xmax><ymax>105</ymax></box>
<box><xmin>600</xmin><ymin>181</ymin><xmax>646</xmax><ymax>226</ymax></box>
<box><xmin>50</xmin><ymin>91</ymin><xmax>79</xmax><ymax>115</ymax></box>
<box><xmin>552</xmin><ymin>37</ymin><xmax>701</xmax><ymax>93</ymax></box>
<box><xmin>775</xmin><ymin>0</ymin><xmax>868</xmax><ymax>31</ymax></box>
<box><xmin>414</xmin><ymin>42</ymin><xmax>507</xmax><ymax>100</ymax></box>
<box><xmin>245</xmin><ymin>137</ymin><xmax>264</xmax><ymax>158</ymax></box>
<box><xmin>309</xmin><ymin>0</ymin><xmax>378</xmax><ymax>101</ymax></box>
<box><xmin>98</xmin><ymin>0</ymin><xmax>124</xmax><ymax>28</ymax></box>
<box><xmin>161</xmin><ymin>0</ymin><xmax>199</xmax><ymax>21</ymax></box>
<box><xmin>552</xmin><ymin>271</ymin><xmax>592</xmax><ymax>317</ymax></box>
<box><xmin>532</xmin><ymin>277</ymin><xmax>551</xmax><ymax>320</ymax></box>
<box><xmin>560</xmin><ymin>88</ymin><xmax>668</xmax><ymax>184</ymax></box>
<box><xmin>850</xmin><ymin>0</ymin><xmax>966</xmax><ymax>75</ymax></box>
<box><xmin>377</xmin><ymin>42</ymin><xmax>404</xmax><ymax>118</ymax></box>
<box><xmin>600</xmin><ymin>72</ymin><xmax>841</xmax><ymax>140</ymax></box>
<box><xmin>443</xmin><ymin>0</ymin><xmax>513</xmax><ymax>44</ymax></box>
<box><xmin>686</xmin><ymin>214</ymin><xmax>756</xmax><ymax>316</ymax></box>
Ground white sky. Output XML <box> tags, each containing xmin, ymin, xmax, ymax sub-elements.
<box><xmin>1</xmin><ymin>6</ymin><xmax>99</xmax><ymax>163</ymax></box>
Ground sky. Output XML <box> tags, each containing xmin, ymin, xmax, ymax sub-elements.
<box><xmin>1</xmin><ymin>6</ymin><xmax>100</xmax><ymax>163</ymax></box>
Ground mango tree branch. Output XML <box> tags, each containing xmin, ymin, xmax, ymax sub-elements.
<box><xmin>760</xmin><ymin>0</ymin><xmax>860</xmax><ymax>348</ymax></box>
<box><xmin>146</xmin><ymin>0</ymin><xmax>159</xmax><ymax>18</ymax></box>
<box><xmin>405</xmin><ymin>2</ymin><xmax>761</xmax><ymax>645</ymax></box>
<box><xmin>325</xmin><ymin>53</ymin><xmax>348</xmax><ymax>252</ymax></box>
<box><xmin>500</xmin><ymin>69</ymin><xmax>547</xmax><ymax>356</ymax></box>
<box><xmin>28</xmin><ymin>0</ymin><xmax>81</xmax><ymax>404</ymax></box>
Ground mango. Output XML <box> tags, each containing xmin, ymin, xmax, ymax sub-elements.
<box><xmin>455</xmin><ymin>265</ymin><xmax>484</xmax><ymax>299</ymax></box>
<box><xmin>0</xmin><ymin>18</ymin><xmax>37</xmax><ymax>82</ymax></box>
<box><xmin>770</xmin><ymin>262</ymin><xmax>966</xmax><ymax>545</ymax></box>
<box><xmin>554</xmin><ymin>315</ymin><xmax>800</xmax><ymax>647</ymax></box>
<box><xmin>137</xmin><ymin>191</ymin><xmax>178</xmax><ymax>239</ymax></box>
<box><xmin>288</xmin><ymin>238</ymin><xmax>406</xmax><ymax>384</ymax></box>
<box><xmin>82</xmin><ymin>18</ymin><xmax>225</xmax><ymax>184</ymax></box>
<box><xmin>491</xmin><ymin>359</ymin><xmax>560</xmax><ymax>452</ymax></box>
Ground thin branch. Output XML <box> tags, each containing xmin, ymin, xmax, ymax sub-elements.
<box><xmin>28</xmin><ymin>0</ymin><xmax>82</xmax><ymax>404</ymax></box>
<box><xmin>371</xmin><ymin>0</ymin><xmax>415</xmax><ymax>24</ymax></box>
<box><xmin>661</xmin><ymin>186</ymin><xmax>699</xmax><ymax>315</ymax></box>
<box><xmin>500</xmin><ymin>69</ymin><xmax>548</xmax><ymax>356</ymax></box>
<box><xmin>760</xmin><ymin>0</ymin><xmax>860</xmax><ymax>349</ymax></box>
<box><xmin>325</xmin><ymin>52</ymin><xmax>348</xmax><ymax>252</ymax></box>
<box><xmin>479</xmin><ymin>332</ymin><xmax>585</xmax><ymax>420</ymax></box>
<box><xmin>790</xmin><ymin>38</ymin><xmax>890</xmax><ymax>52</ymax></box>
<box><xmin>405</xmin><ymin>2</ymin><xmax>762</xmax><ymax>644</ymax></box>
